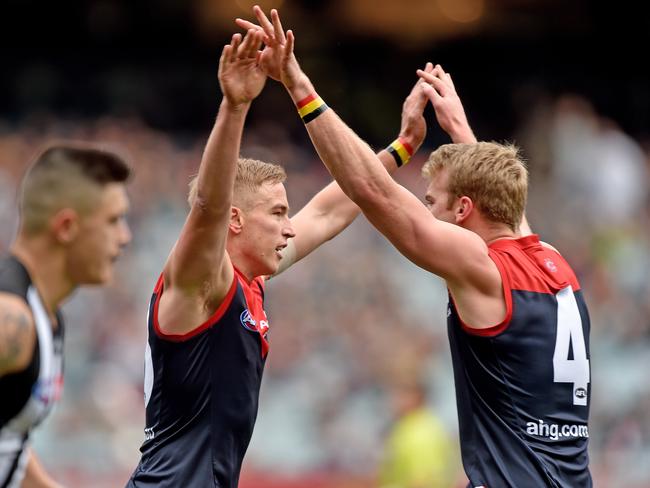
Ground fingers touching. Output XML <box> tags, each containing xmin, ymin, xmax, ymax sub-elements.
<box><xmin>222</xmin><ymin>29</ymin><xmax>263</xmax><ymax>63</ymax></box>
<box><xmin>236</xmin><ymin>6</ymin><xmax>287</xmax><ymax>46</ymax></box>
<box><xmin>238</xmin><ymin>29</ymin><xmax>264</xmax><ymax>59</ymax></box>
<box><xmin>417</xmin><ymin>64</ymin><xmax>455</xmax><ymax>101</ymax></box>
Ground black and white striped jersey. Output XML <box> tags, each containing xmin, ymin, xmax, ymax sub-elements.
<box><xmin>0</xmin><ymin>256</ymin><xmax>64</xmax><ymax>488</ymax></box>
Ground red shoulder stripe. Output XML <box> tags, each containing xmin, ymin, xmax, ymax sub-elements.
<box><xmin>488</xmin><ymin>235</ymin><xmax>579</xmax><ymax>294</ymax></box>
<box><xmin>455</xmin><ymin>249</ymin><xmax>514</xmax><ymax>337</ymax></box>
<box><xmin>152</xmin><ymin>273</ymin><xmax>238</xmax><ymax>342</ymax></box>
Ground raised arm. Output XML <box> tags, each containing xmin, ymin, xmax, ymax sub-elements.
<box><xmin>237</xmin><ymin>8</ymin><xmax>429</xmax><ymax>274</ymax></box>
<box><xmin>160</xmin><ymin>30</ymin><xmax>266</xmax><ymax>328</ymax></box>
<box><xmin>254</xmin><ymin>9</ymin><xmax>492</xmax><ymax>286</ymax></box>
<box><xmin>280</xmin><ymin>72</ymin><xmax>432</xmax><ymax>273</ymax></box>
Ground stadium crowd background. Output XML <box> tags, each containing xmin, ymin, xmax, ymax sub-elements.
<box><xmin>1</xmin><ymin>0</ymin><xmax>649</xmax><ymax>486</ymax></box>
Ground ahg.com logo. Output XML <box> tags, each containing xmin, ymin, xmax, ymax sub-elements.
<box><xmin>526</xmin><ymin>419</ymin><xmax>589</xmax><ymax>440</ymax></box>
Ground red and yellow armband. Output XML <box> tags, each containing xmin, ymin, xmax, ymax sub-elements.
<box><xmin>386</xmin><ymin>137</ymin><xmax>414</xmax><ymax>167</ymax></box>
<box><xmin>296</xmin><ymin>93</ymin><xmax>329</xmax><ymax>123</ymax></box>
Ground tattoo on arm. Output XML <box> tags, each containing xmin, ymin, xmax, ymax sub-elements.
<box><xmin>0</xmin><ymin>310</ymin><xmax>31</xmax><ymax>372</ymax></box>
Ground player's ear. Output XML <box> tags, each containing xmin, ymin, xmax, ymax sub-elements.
<box><xmin>50</xmin><ymin>208</ymin><xmax>80</xmax><ymax>244</ymax></box>
<box><xmin>455</xmin><ymin>196</ymin><xmax>474</xmax><ymax>224</ymax></box>
<box><xmin>229</xmin><ymin>206</ymin><xmax>244</xmax><ymax>234</ymax></box>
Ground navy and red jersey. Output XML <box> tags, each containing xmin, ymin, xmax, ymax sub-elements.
<box><xmin>127</xmin><ymin>267</ymin><xmax>270</xmax><ymax>488</ymax></box>
<box><xmin>448</xmin><ymin>235</ymin><xmax>592</xmax><ymax>488</ymax></box>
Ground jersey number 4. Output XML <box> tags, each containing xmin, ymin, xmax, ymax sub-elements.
<box><xmin>553</xmin><ymin>286</ymin><xmax>590</xmax><ymax>406</ymax></box>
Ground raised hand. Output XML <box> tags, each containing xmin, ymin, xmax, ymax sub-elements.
<box><xmin>218</xmin><ymin>29</ymin><xmax>267</xmax><ymax>107</ymax></box>
<box><xmin>398</xmin><ymin>62</ymin><xmax>435</xmax><ymax>152</ymax></box>
<box><xmin>236</xmin><ymin>6</ymin><xmax>307</xmax><ymax>93</ymax></box>
<box><xmin>417</xmin><ymin>64</ymin><xmax>476</xmax><ymax>143</ymax></box>
<box><xmin>235</xmin><ymin>6</ymin><xmax>285</xmax><ymax>81</ymax></box>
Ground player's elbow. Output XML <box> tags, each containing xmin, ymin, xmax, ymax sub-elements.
<box><xmin>192</xmin><ymin>192</ymin><xmax>231</xmax><ymax>217</ymax></box>
<box><xmin>342</xmin><ymin>177</ymin><xmax>384</xmax><ymax>208</ymax></box>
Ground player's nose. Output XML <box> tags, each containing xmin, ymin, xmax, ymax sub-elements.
<box><xmin>283</xmin><ymin>220</ymin><xmax>296</xmax><ymax>239</ymax></box>
<box><xmin>121</xmin><ymin>221</ymin><xmax>132</xmax><ymax>246</ymax></box>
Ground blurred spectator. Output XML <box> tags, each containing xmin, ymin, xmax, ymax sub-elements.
<box><xmin>379</xmin><ymin>372</ymin><xmax>458</xmax><ymax>488</ymax></box>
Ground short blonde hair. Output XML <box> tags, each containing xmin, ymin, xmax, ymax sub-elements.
<box><xmin>422</xmin><ymin>142</ymin><xmax>527</xmax><ymax>231</ymax></box>
<box><xmin>188</xmin><ymin>157</ymin><xmax>286</xmax><ymax>209</ymax></box>
<box><xmin>20</xmin><ymin>143</ymin><xmax>131</xmax><ymax>235</ymax></box>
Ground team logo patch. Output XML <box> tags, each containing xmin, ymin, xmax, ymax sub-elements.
<box><xmin>544</xmin><ymin>258</ymin><xmax>558</xmax><ymax>273</ymax></box>
<box><xmin>240</xmin><ymin>309</ymin><xmax>257</xmax><ymax>332</ymax></box>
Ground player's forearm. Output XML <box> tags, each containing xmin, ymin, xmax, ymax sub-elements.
<box><xmin>448</xmin><ymin>124</ymin><xmax>477</xmax><ymax>144</ymax></box>
<box><xmin>287</xmin><ymin>79</ymin><xmax>394</xmax><ymax>207</ymax></box>
<box><xmin>285</xmin><ymin>144</ymin><xmax>408</xmax><ymax>270</ymax></box>
<box><xmin>300</xmin><ymin>146</ymin><xmax>403</xmax><ymax>237</ymax></box>
<box><xmin>195</xmin><ymin>99</ymin><xmax>250</xmax><ymax>213</ymax></box>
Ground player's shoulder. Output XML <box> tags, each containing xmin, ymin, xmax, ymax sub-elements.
<box><xmin>536</xmin><ymin>240</ymin><xmax>582</xmax><ymax>291</ymax></box>
<box><xmin>490</xmin><ymin>235</ymin><xmax>580</xmax><ymax>292</ymax></box>
<box><xmin>539</xmin><ymin>240</ymin><xmax>561</xmax><ymax>254</ymax></box>
<box><xmin>0</xmin><ymin>292</ymin><xmax>37</xmax><ymax>376</ymax></box>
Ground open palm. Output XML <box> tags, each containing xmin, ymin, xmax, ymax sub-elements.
<box><xmin>218</xmin><ymin>30</ymin><xmax>267</xmax><ymax>106</ymax></box>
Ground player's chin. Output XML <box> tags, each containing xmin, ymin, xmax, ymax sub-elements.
<box><xmin>261</xmin><ymin>257</ymin><xmax>280</xmax><ymax>276</ymax></box>
<box><xmin>87</xmin><ymin>264</ymin><xmax>115</xmax><ymax>286</ymax></box>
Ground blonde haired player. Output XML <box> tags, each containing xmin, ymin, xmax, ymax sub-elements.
<box><xmin>245</xmin><ymin>6</ymin><xmax>593</xmax><ymax>487</ymax></box>
<box><xmin>125</xmin><ymin>20</ymin><xmax>469</xmax><ymax>486</ymax></box>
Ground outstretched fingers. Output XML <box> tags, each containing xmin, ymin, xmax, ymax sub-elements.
<box><xmin>235</xmin><ymin>17</ymin><xmax>272</xmax><ymax>46</ymax></box>
<box><xmin>270</xmin><ymin>9</ymin><xmax>287</xmax><ymax>43</ymax></box>
<box><xmin>238</xmin><ymin>29</ymin><xmax>263</xmax><ymax>59</ymax></box>
<box><xmin>228</xmin><ymin>33</ymin><xmax>242</xmax><ymax>63</ymax></box>
<box><xmin>253</xmin><ymin>5</ymin><xmax>276</xmax><ymax>40</ymax></box>
<box><xmin>235</xmin><ymin>18</ymin><xmax>257</xmax><ymax>31</ymax></box>
<box><xmin>284</xmin><ymin>30</ymin><xmax>295</xmax><ymax>62</ymax></box>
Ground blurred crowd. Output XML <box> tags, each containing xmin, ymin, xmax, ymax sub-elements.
<box><xmin>1</xmin><ymin>91</ymin><xmax>649</xmax><ymax>487</ymax></box>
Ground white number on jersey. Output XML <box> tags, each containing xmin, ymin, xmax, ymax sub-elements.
<box><xmin>553</xmin><ymin>286</ymin><xmax>590</xmax><ymax>406</ymax></box>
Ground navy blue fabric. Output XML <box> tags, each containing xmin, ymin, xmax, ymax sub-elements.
<box><xmin>449</xmin><ymin>288</ymin><xmax>592</xmax><ymax>488</ymax></box>
<box><xmin>128</xmin><ymin>279</ymin><xmax>267</xmax><ymax>488</ymax></box>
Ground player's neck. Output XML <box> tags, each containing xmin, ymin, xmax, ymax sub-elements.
<box><xmin>226</xmin><ymin>252</ymin><xmax>254</xmax><ymax>283</ymax></box>
<box><xmin>468</xmin><ymin>218</ymin><xmax>519</xmax><ymax>245</ymax></box>
<box><xmin>227</xmin><ymin>240</ymin><xmax>264</xmax><ymax>283</ymax></box>
<box><xmin>11</xmin><ymin>235</ymin><xmax>76</xmax><ymax>317</ymax></box>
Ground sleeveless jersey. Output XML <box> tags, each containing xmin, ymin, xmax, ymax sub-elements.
<box><xmin>128</xmin><ymin>267</ymin><xmax>270</xmax><ymax>488</ymax></box>
<box><xmin>448</xmin><ymin>235</ymin><xmax>592</xmax><ymax>488</ymax></box>
<box><xmin>0</xmin><ymin>256</ymin><xmax>64</xmax><ymax>488</ymax></box>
